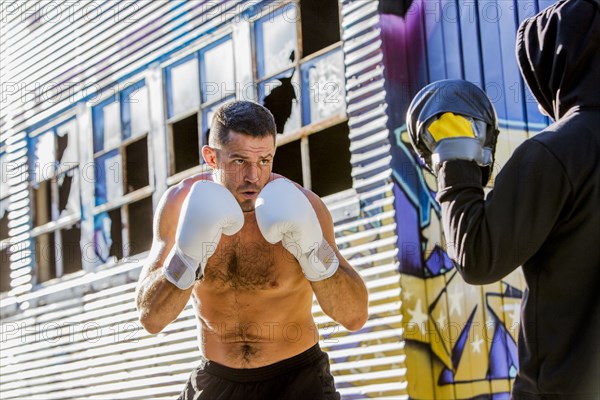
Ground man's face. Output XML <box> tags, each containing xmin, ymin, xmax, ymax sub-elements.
<box><xmin>203</xmin><ymin>130</ymin><xmax>275</xmax><ymax>212</ymax></box>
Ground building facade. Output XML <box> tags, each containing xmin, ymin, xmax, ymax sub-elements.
<box><xmin>1</xmin><ymin>0</ymin><xmax>555</xmax><ymax>399</ymax></box>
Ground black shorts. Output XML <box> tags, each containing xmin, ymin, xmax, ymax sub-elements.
<box><xmin>177</xmin><ymin>344</ymin><xmax>340</xmax><ymax>400</ymax></box>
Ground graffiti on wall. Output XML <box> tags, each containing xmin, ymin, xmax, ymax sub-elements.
<box><xmin>377</xmin><ymin>0</ymin><xmax>552</xmax><ymax>397</ymax></box>
<box><xmin>392</xmin><ymin>125</ymin><xmax>524</xmax><ymax>399</ymax></box>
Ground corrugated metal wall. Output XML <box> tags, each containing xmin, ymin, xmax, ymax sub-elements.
<box><xmin>379</xmin><ymin>0</ymin><xmax>556</xmax><ymax>398</ymax></box>
<box><xmin>1</xmin><ymin>1</ymin><xmax>408</xmax><ymax>398</ymax></box>
<box><xmin>323</xmin><ymin>2</ymin><xmax>407</xmax><ymax>398</ymax></box>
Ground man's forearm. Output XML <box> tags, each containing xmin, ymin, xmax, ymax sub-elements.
<box><xmin>136</xmin><ymin>269</ymin><xmax>193</xmax><ymax>334</ymax></box>
<box><xmin>311</xmin><ymin>265</ymin><xmax>368</xmax><ymax>331</ymax></box>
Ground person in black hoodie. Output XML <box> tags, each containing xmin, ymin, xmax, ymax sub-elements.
<box><xmin>406</xmin><ymin>0</ymin><xmax>600</xmax><ymax>398</ymax></box>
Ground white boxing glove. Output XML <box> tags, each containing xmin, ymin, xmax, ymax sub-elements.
<box><xmin>163</xmin><ymin>181</ymin><xmax>244</xmax><ymax>289</ymax></box>
<box><xmin>255</xmin><ymin>179</ymin><xmax>339</xmax><ymax>281</ymax></box>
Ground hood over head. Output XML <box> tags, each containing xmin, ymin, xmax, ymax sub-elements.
<box><xmin>516</xmin><ymin>0</ymin><xmax>600</xmax><ymax>120</ymax></box>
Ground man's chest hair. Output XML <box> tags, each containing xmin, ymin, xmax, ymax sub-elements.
<box><xmin>202</xmin><ymin>236</ymin><xmax>283</xmax><ymax>290</ymax></box>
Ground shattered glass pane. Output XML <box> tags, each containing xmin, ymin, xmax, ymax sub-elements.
<box><xmin>170</xmin><ymin>58</ymin><xmax>200</xmax><ymax>117</ymax></box>
<box><xmin>259</xmin><ymin>70</ymin><xmax>301</xmax><ymax>133</ymax></box>
<box><xmin>93</xmin><ymin>212</ymin><xmax>111</xmax><ymax>264</ymax></box>
<box><xmin>202</xmin><ymin>40</ymin><xmax>235</xmax><ymax>104</ymax></box>
<box><xmin>32</xmin><ymin>130</ymin><xmax>56</xmax><ymax>182</ymax></box>
<box><xmin>94</xmin><ymin>211</ymin><xmax>112</xmax><ymax>263</ymax></box>
<box><xmin>58</xmin><ymin>168</ymin><xmax>80</xmax><ymax>218</ymax></box>
<box><xmin>56</xmin><ymin>119</ymin><xmax>78</xmax><ymax>170</ymax></box>
<box><xmin>93</xmin><ymin>209</ymin><xmax>123</xmax><ymax>263</ymax></box>
<box><xmin>257</xmin><ymin>5</ymin><xmax>298</xmax><ymax>78</ymax></box>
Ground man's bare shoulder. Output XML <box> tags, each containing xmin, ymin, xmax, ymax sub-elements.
<box><xmin>156</xmin><ymin>172</ymin><xmax>214</xmax><ymax>231</ymax></box>
<box><xmin>302</xmin><ymin>189</ymin><xmax>331</xmax><ymax>226</ymax></box>
<box><xmin>164</xmin><ymin>172</ymin><xmax>214</xmax><ymax>204</ymax></box>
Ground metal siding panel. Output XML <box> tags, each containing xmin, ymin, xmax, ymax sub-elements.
<box><xmin>1</xmin><ymin>129</ymin><xmax>31</xmax><ymax>295</ymax></box>
<box><xmin>440</xmin><ymin>0</ymin><xmax>464</xmax><ymax>79</ymax></box>
<box><xmin>497</xmin><ymin>0</ymin><xmax>526</xmax><ymax>124</ymax></box>
<box><xmin>337</xmin><ymin>1</ymin><xmax>406</xmax><ymax>396</ymax></box>
<box><xmin>424</xmin><ymin>0</ymin><xmax>447</xmax><ymax>82</ymax></box>
<box><xmin>458</xmin><ymin>0</ymin><xmax>483</xmax><ymax>86</ymax></box>
<box><xmin>478</xmin><ymin>0</ymin><xmax>508</xmax><ymax>120</ymax></box>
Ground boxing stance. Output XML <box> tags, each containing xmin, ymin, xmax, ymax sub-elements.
<box><xmin>136</xmin><ymin>101</ymin><xmax>368</xmax><ymax>399</ymax></box>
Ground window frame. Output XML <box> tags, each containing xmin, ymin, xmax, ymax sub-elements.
<box><xmin>252</xmin><ymin>1</ymin><xmax>351</xmax><ymax>197</ymax></box>
<box><xmin>90</xmin><ymin>79</ymin><xmax>155</xmax><ymax>265</ymax></box>
<box><xmin>27</xmin><ymin>114</ymin><xmax>83</xmax><ymax>285</ymax></box>
<box><xmin>163</xmin><ymin>32</ymin><xmax>237</xmax><ymax>186</ymax></box>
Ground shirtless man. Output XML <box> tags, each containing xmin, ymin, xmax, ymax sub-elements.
<box><xmin>136</xmin><ymin>101</ymin><xmax>369</xmax><ymax>399</ymax></box>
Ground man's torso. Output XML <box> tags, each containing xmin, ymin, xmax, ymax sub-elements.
<box><xmin>191</xmin><ymin>200</ymin><xmax>318</xmax><ymax>368</ymax></box>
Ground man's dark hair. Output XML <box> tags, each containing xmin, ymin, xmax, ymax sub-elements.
<box><xmin>209</xmin><ymin>101</ymin><xmax>277</xmax><ymax>147</ymax></box>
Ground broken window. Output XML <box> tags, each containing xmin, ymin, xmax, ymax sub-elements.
<box><xmin>93</xmin><ymin>209</ymin><xmax>123</xmax><ymax>264</ymax></box>
<box><xmin>259</xmin><ymin>69</ymin><xmax>301</xmax><ymax>134</ymax></box>
<box><xmin>255</xmin><ymin>2</ymin><xmax>346</xmax><ymax>131</ymax></box>
<box><xmin>0</xmin><ymin>244</ymin><xmax>10</xmax><ymax>292</ymax></box>
<box><xmin>272</xmin><ymin>140</ymin><xmax>303</xmax><ymax>186</ymax></box>
<box><xmin>95</xmin><ymin>150</ymin><xmax>123</xmax><ymax>206</ymax></box>
<box><xmin>125</xmin><ymin>136</ymin><xmax>150</xmax><ymax>193</ymax></box>
<box><xmin>127</xmin><ymin>197</ymin><xmax>153</xmax><ymax>255</ymax></box>
<box><xmin>165</xmin><ymin>36</ymin><xmax>236</xmax><ymax>179</ymax></box>
<box><xmin>35</xmin><ymin>232</ymin><xmax>57</xmax><ymax>283</ymax></box>
<box><xmin>93</xmin><ymin>196</ymin><xmax>154</xmax><ymax>265</ymax></box>
<box><xmin>0</xmin><ymin>199</ymin><xmax>8</xmax><ymax>242</ymax></box>
<box><xmin>300</xmin><ymin>0</ymin><xmax>341</xmax><ymax>57</ymax></box>
<box><xmin>61</xmin><ymin>223</ymin><xmax>82</xmax><ymax>275</ymax></box>
<box><xmin>91</xmin><ymin>81</ymin><xmax>154</xmax><ymax>265</ymax></box>
<box><xmin>170</xmin><ymin>114</ymin><xmax>200</xmax><ymax>174</ymax></box>
<box><xmin>256</xmin><ymin>4</ymin><xmax>298</xmax><ymax>79</ymax></box>
<box><xmin>93</xmin><ymin>81</ymin><xmax>151</xmax><ymax>204</ymax></box>
<box><xmin>254</xmin><ymin>1</ymin><xmax>350</xmax><ymax>198</ymax></box>
<box><xmin>255</xmin><ymin>6</ymin><xmax>301</xmax><ymax>134</ymax></box>
<box><xmin>57</xmin><ymin>169</ymin><xmax>78</xmax><ymax>218</ymax></box>
<box><xmin>308</xmin><ymin>122</ymin><xmax>352</xmax><ymax>197</ymax></box>
<box><xmin>28</xmin><ymin>118</ymin><xmax>83</xmax><ymax>284</ymax></box>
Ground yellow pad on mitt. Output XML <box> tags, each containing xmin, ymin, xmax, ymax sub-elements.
<box><xmin>428</xmin><ymin>112</ymin><xmax>475</xmax><ymax>142</ymax></box>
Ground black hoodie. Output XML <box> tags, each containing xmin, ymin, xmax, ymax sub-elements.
<box><xmin>436</xmin><ymin>0</ymin><xmax>600</xmax><ymax>398</ymax></box>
